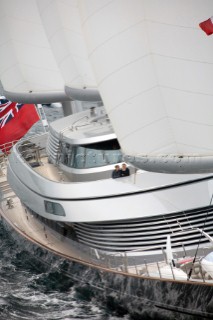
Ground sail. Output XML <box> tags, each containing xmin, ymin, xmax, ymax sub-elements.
<box><xmin>0</xmin><ymin>0</ymin><xmax>66</xmax><ymax>103</ymax></box>
<box><xmin>79</xmin><ymin>0</ymin><xmax>213</xmax><ymax>173</ymax></box>
<box><xmin>36</xmin><ymin>0</ymin><xmax>98</xmax><ymax>99</ymax></box>
<box><xmin>1</xmin><ymin>0</ymin><xmax>213</xmax><ymax>172</ymax></box>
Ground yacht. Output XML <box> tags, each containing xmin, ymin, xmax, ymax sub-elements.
<box><xmin>1</xmin><ymin>1</ymin><xmax>213</xmax><ymax>318</ymax></box>
<box><xmin>0</xmin><ymin>105</ymin><xmax>213</xmax><ymax>319</ymax></box>
<box><xmin>5</xmin><ymin>105</ymin><xmax>213</xmax><ymax>254</ymax></box>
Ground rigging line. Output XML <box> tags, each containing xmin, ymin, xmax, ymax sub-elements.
<box><xmin>187</xmin><ymin>192</ymin><xmax>213</xmax><ymax>281</ymax></box>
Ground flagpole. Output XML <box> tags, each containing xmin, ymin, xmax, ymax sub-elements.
<box><xmin>36</xmin><ymin>104</ymin><xmax>49</xmax><ymax>133</ymax></box>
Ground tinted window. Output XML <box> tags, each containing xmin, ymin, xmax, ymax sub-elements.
<box><xmin>61</xmin><ymin>139</ymin><xmax>123</xmax><ymax>169</ymax></box>
<box><xmin>44</xmin><ymin>200</ymin><xmax>65</xmax><ymax>216</ymax></box>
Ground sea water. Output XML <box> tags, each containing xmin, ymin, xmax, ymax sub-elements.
<box><xmin>0</xmin><ymin>105</ymin><xmax>131</xmax><ymax>320</ymax></box>
<box><xmin>0</xmin><ymin>222</ymin><xmax>131</xmax><ymax>320</ymax></box>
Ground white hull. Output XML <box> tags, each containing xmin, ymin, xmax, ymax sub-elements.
<box><xmin>8</xmin><ymin>136</ymin><xmax>213</xmax><ymax>222</ymax></box>
<box><xmin>6</xmin><ymin>132</ymin><xmax>213</xmax><ymax>252</ymax></box>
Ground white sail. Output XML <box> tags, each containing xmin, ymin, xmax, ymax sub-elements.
<box><xmin>1</xmin><ymin>0</ymin><xmax>213</xmax><ymax>172</ymax></box>
<box><xmin>0</xmin><ymin>0</ymin><xmax>66</xmax><ymax>103</ymax></box>
<box><xmin>36</xmin><ymin>0</ymin><xmax>97</xmax><ymax>94</ymax></box>
<box><xmin>79</xmin><ymin>0</ymin><xmax>213</xmax><ymax>173</ymax></box>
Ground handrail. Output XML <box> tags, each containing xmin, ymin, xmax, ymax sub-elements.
<box><xmin>70</xmin><ymin>115</ymin><xmax>89</xmax><ymax>131</ymax></box>
<box><xmin>26</xmin><ymin>209</ymin><xmax>213</xmax><ymax>283</ymax></box>
<box><xmin>114</xmin><ymin>227</ymin><xmax>213</xmax><ymax>255</ymax></box>
<box><xmin>11</xmin><ymin>134</ymin><xmax>48</xmax><ymax>168</ymax></box>
<box><xmin>0</xmin><ymin>140</ymin><xmax>19</xmax><ymax>155</ymax></box>
<box><xmin>0</xmin><ymin>132</ymin><xmax>48</xmax><ymax>156</ymax></box>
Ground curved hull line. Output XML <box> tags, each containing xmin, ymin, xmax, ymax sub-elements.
<box><xmin>7</xmin><ymin>160</ymin><xmax>213</xmax><ymax>201</ymax></box>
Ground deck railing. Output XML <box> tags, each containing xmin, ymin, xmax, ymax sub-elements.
<box><xmin>0</xmin><ymin>140</ymin><xmax>19</xmax><ymax>155</ymax></box>
<box><xmin>2</xmin><ymin>138</ymin><xmax>213</xmax><ymax>284</ymax></box>
<box><xmin>23</xmin><ymin>206</ymin><xmax>213</xmax><ymax>283</ymax></box>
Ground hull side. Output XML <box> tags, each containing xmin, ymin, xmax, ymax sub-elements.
<box><xmin>1</xmin><ymin>214</ymin><xmax>213</xmax><ymax>320</ymax></box>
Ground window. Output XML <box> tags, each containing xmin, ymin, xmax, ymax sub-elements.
<box><xmin>44</xmin><ymin>200</ymin><xmax>65</xmax><ymax>216</ymax></box>
<box><xmin>61</xmin><ymin>139</ymin><xmax>123</xmax><ymax>169</ymax></box>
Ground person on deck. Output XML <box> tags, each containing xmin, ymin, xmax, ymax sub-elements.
<box><xmin>120</xmin><ymin>163</ymin><xmax>130</xmax><ymax>177</ymax></box>
<box><xmin>112</xmin><ymin>165</ymin><xmax>121</xmax><ymax>179</ymax></box>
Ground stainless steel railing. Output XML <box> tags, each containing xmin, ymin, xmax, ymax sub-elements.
<box><xmin>0</xmin><ymin>140</ymin><xmax>19</xmax><ymax>155</ymax></box>
<box><xmin>22</xmin><ymin>205</ymin><xmax>213</xmax><ymax>283</ymax></box>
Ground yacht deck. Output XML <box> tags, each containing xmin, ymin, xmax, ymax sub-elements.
<box><xmin>33</xmin><ymin>156</ymin><xmax>70</xmax><ymax>182</ymax></box>
<box><xmin>1</xmin><ymin>169</ymin><xmax>213</xmax><ymax>285</ymax></box>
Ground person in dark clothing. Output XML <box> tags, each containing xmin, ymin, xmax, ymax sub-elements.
<box><xmin>120</xmin><ymin>163</ymin><xmax>130</xmax><ymax>177</ymax></box>
<box><xmin>112</xmin><ymin>165</ymin><xmax>121</xmax><ymax>179</ymax></box>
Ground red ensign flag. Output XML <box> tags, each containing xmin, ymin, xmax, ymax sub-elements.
<box><xmin>0</xmin><ymin>97</ymin><xmax>39</xmax><ymax>153</ymax></box>
<box><xmin>199</xmin><ymin>17</ymin><xmax>213</xmax><ymax>36</ymax></box>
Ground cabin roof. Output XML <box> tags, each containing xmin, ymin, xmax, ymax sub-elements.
<box><xmin>49</xmin><ymin>106</ymin><xmax>116</xmax><ymax>145</ymax></box>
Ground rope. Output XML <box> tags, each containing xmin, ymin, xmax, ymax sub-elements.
<box><xmin>187</xmin><ymin>192</ymin><xmax>213</xmax><ymax>280</ymax></box>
